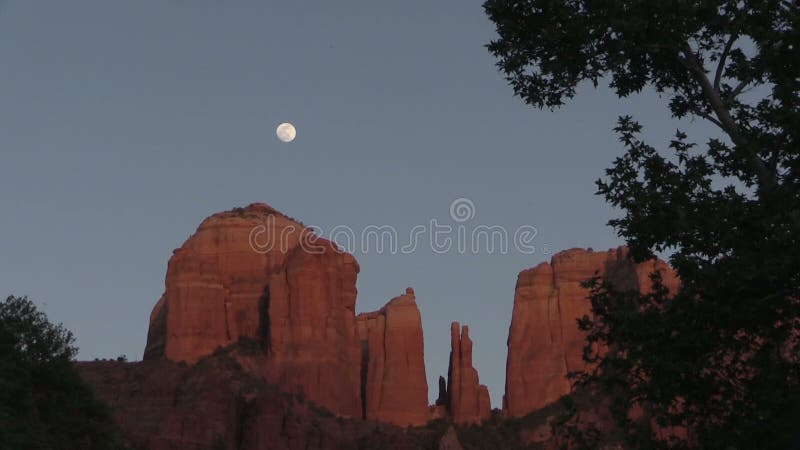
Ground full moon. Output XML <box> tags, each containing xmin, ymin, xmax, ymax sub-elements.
<box><xmin>276</xmin><ymin>122</ymin><xmax>297</xmax><ymax>143</ymax></box>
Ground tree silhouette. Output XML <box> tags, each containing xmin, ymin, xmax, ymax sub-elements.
<box><xmin>485</xmin><ymin>1</ymin><xmax>800</xmax><ymax>447</ymax></box>
<box><xmin>0</xmin><ymin>295</ymin><xmax>122</xmax><ymax>449</ymax></box>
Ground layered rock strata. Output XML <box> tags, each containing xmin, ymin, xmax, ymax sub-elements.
<box><xmin>503</xmin><ymin>247</ymin><xmax>679</xmax><ymax>417</ymax></box>
<box><xmin>356</xmin><ymin>288</ymin><xmax>429</xmax><ymax>426</ymax></box>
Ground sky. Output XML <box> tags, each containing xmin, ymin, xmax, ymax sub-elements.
<box><xmin>0</xmin><ymin>1</ymin><xmax>719</xmax><ymax>407</ymax></box>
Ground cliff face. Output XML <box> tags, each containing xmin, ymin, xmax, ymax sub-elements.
<box><xmin>143</xmin><ymin>204</ymin><xmax>454</xmax><ymax>425</ymax></box>
<box><xmin>503</xmin><ymin>247</ymin><xmax>679</xmax><ymax>418</ymax></box>
<box><xmin>356</xmin><ymin>288</ymin><xmax>429</xmax><ymax>426</ymax></box>
<box><xmin>78</xmin><ymin>359</ymin><xmax>447</xmax><ymax>450</ymax></box>
<box><xmin>81</xmin><ymin>204</ymin><xmax>690</xmax><ymax>450</ymax></box>
<box><xmin>262</xmin><ymin>242</ymin><xmax>363</xmax><ymax>418</ymax></box>
<box><xmin>134</xmin><ymin>204</ymin><xmax>682</xmax><ymax>444</ymax></box>
<box><xmin>144</xmin><ymin>203</ymin><xmax>304</xmax><ymax>362</ymax></box>
<box><xmin>144</xmin><ymin>203</ymin><xmax>363</xmax><ymax>417</ymax></box>
<box><xmin>447</xmin><ymin>322</ymin><xmax>491</xmax><ymax>424</ymax></box>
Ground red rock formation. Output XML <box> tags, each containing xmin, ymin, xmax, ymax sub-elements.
<box><xmin>260</xmin><ymin>241</ymin><xmax>363</xmax><ymax>418</ymax></box>
<box><xmin>143</xmin><ymin>203</ymin><xmax>363</xmax><ymax>417</ymax></box>
<box><xmin>448</xmin><ymin>322</ymin><xmax>491</xmax><ymax>424</ymax></box>
<box><xmin>144</xmin><ymin>204</ymin><xmax>303</xmax><ymax>362</ymax></box>
<box><xmin>78</xmin><ymin>359</ymin><xmax>436</xmax><ymax>450</ymax></box>
<box><xmin>356</xmin><ymin>288</ymin><xmax>429</xmax><ymax>426</ymax></box>
<box><xmin>503</xmin><ymin>247</ymin><xmax>679</xmax><ymax>418</ymax></box>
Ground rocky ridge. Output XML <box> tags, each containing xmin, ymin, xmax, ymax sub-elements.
<box><xmin>84</xmin><ymin>204</ymin><xmax>680</xmax><ymax>449</ymax></box>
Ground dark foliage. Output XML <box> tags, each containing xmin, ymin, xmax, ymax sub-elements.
<box><xmin>0</xmin><ymin>295</ymin><xmax>124</xmax><ymax>450</ymax></box>
<box><xmin>485</xmin><ymin>1</ymin><xmax>800</xmax><ymax>448</ymax></box>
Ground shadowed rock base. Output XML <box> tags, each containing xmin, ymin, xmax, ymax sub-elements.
<box><xmin>78</xmin><ymin>357</ymin><xmax>454</xmax><ymax>450</ymax></box>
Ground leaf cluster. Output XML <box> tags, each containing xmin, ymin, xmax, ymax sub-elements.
<box><xmin>0</xmin><ymin>296</ymin><xmax>124</xmax><ymax>450</ymax></box>
<box><xmin>485</xmin><ymin>1</ymin><xmax>800</xmax><ymax>447</ymax></box>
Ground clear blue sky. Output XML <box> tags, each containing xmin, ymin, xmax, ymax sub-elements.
<box><xmin>0</xmin><ymin>1</ymin><xmax>718</xmax><ymax>407</ymax></box>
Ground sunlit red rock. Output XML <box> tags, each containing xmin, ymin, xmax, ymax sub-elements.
<box><xmin>143</xmin><ymin>203</ymin><xmax>363</xmax><ymax>417</ymax></box>
<box><xmin>448</xmin><ymin>322</ymin><xmax>491</xmax><ymax>424</ymax></box>
<box><xmin>356</xmin><ymin>287</ymin><xmax>429</xmax><ymax>426</ymax></box>
<box><xmin>144</xmin><ymin>204</ymin><xmax>301</xmax><ymax>362</ymax></box>
<box><xmin>503</xmin><ymin>247</ymin><xmax>678</xmax><ymax>418</ymax></box>
<box><xmin>260</xmin><ymin>240</ymin><xmax>363</xmax><ymax>418</ymax></box>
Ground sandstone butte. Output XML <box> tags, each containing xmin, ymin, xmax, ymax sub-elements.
<box><xmin>142</xmin><ymin>203</ymin><xmax>474</xmax><ymax>426</ymax></box>
<box><xmin>144</xmin><ymin>203</ymin><xmax>362</xmax><ymax>417</ymax></box>
<box><xmin>447</xmin><ymin>322</ymin><xmax>491</xmax><ymax>424</ymax></box>
<box><xmin>503</xmin><ymin>246</ymin><xmax>679</xmax><ymax>418</ymax></box>
<box><xmin>137</xmin><ymin>203</ymin><xmax>680</xmax><ymax>437</ymax></box>
<box><xmin>356</xmin><ymin>287</ymin><xmax>429</xmax><ymax>426</ymax></box>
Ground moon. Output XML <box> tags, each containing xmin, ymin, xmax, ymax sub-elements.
<box><xmin>276</xmin><ymin>122</ymin><xmax>297</xmax><ymax>143</ymax></box>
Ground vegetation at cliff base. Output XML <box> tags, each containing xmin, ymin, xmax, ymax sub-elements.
<box><xmin>485</xmin><ymin>0</ymin><xmax>800</xmax><ymax>448</ymax></box>
<box><xmin>0</xmin><ymin>295</ymin><xmax>123</xmax><ymax>450</ymax></box>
